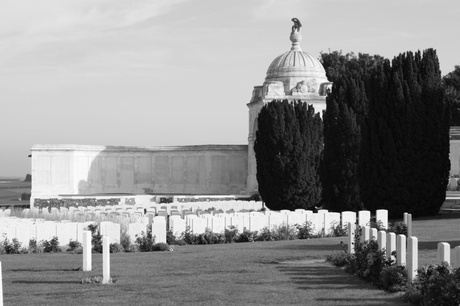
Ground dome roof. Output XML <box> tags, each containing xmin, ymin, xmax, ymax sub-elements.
<box><xmin>265</xmin><ymin>30</ymin><xmax>327</xmax><ymax>82</ymax></box>
<box><xmin>266</xmin><ymin>50</ymin><xmax>326</xmax><ymax>80</ymax></box>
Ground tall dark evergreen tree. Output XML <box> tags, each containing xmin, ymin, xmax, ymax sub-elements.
<box><xmin>254</xmin><ymin>100</ymin><xmax>323</xmax><ymax>210</ymax></box>
<box><xmin>321</xmin><ymin>74</ymin><xmax>363</xmax><ymax>211</ymax></box>
<box><xmin>443</xmin><ymin>65</ymin><xmax>460</xmax><ymax>126</ymax></box>
<box><xmin>319</xmin><ymin>51</ymin><xmax>381</xmax><ymax>212</ymax></box>
<box><xmin>360</xmin><ymin>50</ymin><xmax>450</xmax><ymax>217</ymax></box>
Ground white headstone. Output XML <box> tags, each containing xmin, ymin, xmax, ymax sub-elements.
<box><xmin>100</xmin><ymin>222</ymin><xmax>120</xmax><ymax>244</ymax></box>
<box><xmin>358</xmin><ymin>210</ymin><xmax>370</xmax><ymax>227</ymax></box>
<box><xmin>361</xmin><ymin>226</ymin><xmax>370</xmax><ymax>243</ymax></box>
<box><xmin>375</xmin><ymin>209</ymin><xmax>388</xmax><ymax>229</ymax></box>
<box><xmin>82</xmin><ymin>231</ymin><xmax>92</xmax><ymax>271</ymax></box>
<box><xmin>397</xmin><ymin>235</ymin><xmax>406</xmax><ymax>266</ymax></box>
<box><xmin>348</xmin><ymin>222</ymin><xmax>356</xmax><ymax>254</ymax></box>
<box><xmin>407</xmin><ymin>236</ymin><xmax>418</xmax><ymax>280</ymax></box>
<box><xmin>454</xmin><ymin>246</ymin><xmax>460</xmax><ymax>268</ymax></box>
<box><xmin>407</xmin><ymin>214</ymin><xmax>412</xmax><ymax>237</ymax></box>
<box><xmin>387</xmin><ymin>232</ymin><xmax>396</xmax><ymax>261</ymax></box>
<box><xmin>370</xmin><ymin>228</ymin><xmax>378</xmax><ymax>240</ymax></box>
<box><xmin>211</xmin><ymin>217</ymin><xmax>225</xmax><ymax>234</ymax></box>
<box><xmin>190</xmin><ymin>217</ymin><xmax>207</xmax><ymax>235</ymax></box>
<box><xmin>102</xmin><ymin>236</ymin><xmax>110</xmax><ymax>284</ymax></box>
<box><xmin>268</xmin><ymin>213</ymin><xmax>286</xmax><ymax>229</ymax></box>
<box><xmin>377</xmin><ymin>230</ymin><xmax>386</xmax><ymax>253</ymax></box>
<box><xmin>169</xmin><ymin>216</ymin><xmax>186</xmax><ymax>237</ymax></box>
<box><xmin>438</xmin><ymin>242</ymin><xmax>451</xmax><ymax>265</ymax></box>
<box><xmin>56</xmin><ymin>222</ymin><xmax>78</xmax><ymax>246</ymax></box>
<box><xmin>341</xmin><ymin>211</ymin><xmax>356</xmax><ymax>231</ymax></box>
<box><xmin>128</xmin><ymin>223</ymin><xmax>147</xmax><ymax>244</ymax></box>
<box><xmin>152</xmin><ymin>217</ymin><xmax>167</xmax><ymax>243</ymax></box>
<box><xmin>309</xmin><ymin>214</ymin><xmax>321</xmax><ymax>235</ymax></box>
<box><xmin>325</xmin><ymin>212</ymin><xmax>341</xmax><ymax>235</ymax></box>
<box><xmin>286</xmin><ymin>212</ymin><xmax>307</xmax><ymax>227</ymax></box>
<box><xmin>0</xmin><ymin>261</ymin><xmax>3</xmax><ymax>306</ymax></box>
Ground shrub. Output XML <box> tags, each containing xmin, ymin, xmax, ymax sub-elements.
<box><xmin>42</xmin><ymin>237</ymin><xmax>61</xmax><ymax>253</ymax></box>
<box><xmin>346</xmin><ymin>238</ymin><xmax>390</xmax><ymax>286</ymax></box>
<box><xmin>68</xmin><ymin>240</ymin><xmax>82</xmax><ymax>251</ymax></box>
<box><xmin>1</xmin><ymin>237</ymin><xmax>23</xmax><ymax>254</ymax></box>
<box><xmin>86</xmin><ymin>224</ymin><xmax>103</xmax><ymax>253</ymax></box>
<box><xmin>256</xmin><ymin>227</ymin><xmax>275</xmax><ymax>241</ymax></box>
<box><xmin>174</xmin><ymin>239</ymin><xmax>187</xmax><ymax>246</ymax></box>
<box><xmin>109</xmin><ymin>243</ymin><xmax>124</xmax><ymax>253</ymax></box>
<box><xmin>272</xmin><ymin>224</ymin><xmax>297</xmax><ymax>240</ymax></box>
<box><xmin>224</xmin><ymin>226</ymin><xmax>239</xmax><ymax>243</ymax></box>
<box><xmin>181</xmin><ymin>227</ymin><xmax>196</xmax><ymax>245</ymax></box>
<box><xmin>414</xmin><ymin>262</ymin><xmax>460</xmax><ymax>306</ymax></box>
<box><xmin>135</xmin><ymin>230</ymin><xmax>155</xmax><ymax>251</ymax></box>
<box><xmin>387</xmin><ymin>222</ymin><xmax>407</xmax><ymax>235</ymax></box>
<box><xmin>331</xmin><ymin>222</ymin><xmax>347</xmax><ymax>237</ymax></box>
<box><xmin>326</xmin><ymin>252</ymin><xmax>352</xmax><ymax>267</ymax></box>
<box><xmin>120</xmin><ymin>230</ymin><xmax>133</xmax><ymax>252</ymax></box>
<box><xmin>199</xmin><ymin>229</ymin><xmax>225</xmax><ymax>244</ymax></box>
<box><xmin>236</xmin><ymin>229</ymin><xmax>256</xmax><ymax>242</ymax></box>
<box><xmin>152</xmin><ymin>242</ymin><xmax>172</xmax><ymax>251</ymax></box>
<box><xmin>166</xmin><ymin>229</ymin><xmax>177</xmax><ymax>245</ymax></box>
<box><xmin>296</xmin><ymin>221</ymin><xmax>314</xmax><ymax>239</ymax></box>
<box><xmin>380</xmin><ymin>265</ymin><xmax>408</xmax><ymax>292</ymax></box>
<box><xmin>28</xmin><ymin>238</ymin><xmax>43</xmax><ymax>253</ymax></box>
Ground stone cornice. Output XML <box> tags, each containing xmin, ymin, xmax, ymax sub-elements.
<box><xmin>31</xmin><ymin>144</ymin><xmax>248</xmax><ymax>153</ymax></box>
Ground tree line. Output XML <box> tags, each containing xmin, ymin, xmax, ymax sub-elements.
<box><xmin>254</xmin><ymin>49</ymin><xmax>457</xmax><ymax>217</ymax></box>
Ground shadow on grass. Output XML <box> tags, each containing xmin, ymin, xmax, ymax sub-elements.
<box><xmin>277</xmin><ymin>263</ymin><xmax>405</xmax><ymax>305</ymax></box>
<box><xmin>12</xmin><ymin>280</ymin><xmax>81</xmax><ymax>284</ymax></box>
<box><xmin>413</xmin><ymin>212</ymin><xmax>460</xmax><ymax>221</ymax></box>
<box><xmin>10</xmin><ymin>268</ymin><xmax>81</xmax><ymax>272</ymax></box>
<box><xmin>419</xmin><ymin>240</ymin><xmax>460</xmax><ymax>249</ymax></box>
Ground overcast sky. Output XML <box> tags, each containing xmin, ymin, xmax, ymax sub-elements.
<box><xmin>1</xmin><ymin>0</ymin><xmax>459</xmax><ymax>177</ymax></box>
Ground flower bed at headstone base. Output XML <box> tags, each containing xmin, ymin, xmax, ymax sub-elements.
<box><xmin>33</xmin><ymin>198</ymin><xmax>138</xmax><ymax>210</ymax></box>
<box><xmin>176</xmin><ymin>197</ymin><xmax>236</xmax><ymax>203</ymax></box>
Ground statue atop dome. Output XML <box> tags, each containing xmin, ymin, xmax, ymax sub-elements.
<box><xmin>291</xmin><ymin>18</ymin><xmax>302</xmax><ymax>34</ymax></box>
<box><xmin>290</xmin><ymin>18</ymin><xmax>302</xmax><ymax>50</ymax></box>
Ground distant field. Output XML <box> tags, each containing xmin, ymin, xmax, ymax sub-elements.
<box><xmin>0</xmin><ymin>179</ymin><xmax>31</xmax><ymax>204</ymax></box>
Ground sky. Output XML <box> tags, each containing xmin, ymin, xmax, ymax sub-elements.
<box><xmin>1</xmin><ymin>0</ymin><xmax>459</xmax><ymax>177</ymax></box>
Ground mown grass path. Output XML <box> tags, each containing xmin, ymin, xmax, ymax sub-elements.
<box><xmin>2</xmin><ymin>237</ymin><xmax>406</xmax><ymax>306</ymax></box>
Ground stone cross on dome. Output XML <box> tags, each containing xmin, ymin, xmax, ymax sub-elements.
<box><xmin>290</xmin><ymin>18</ymin><xmax>302</xmax><ymax>51</ymax></box>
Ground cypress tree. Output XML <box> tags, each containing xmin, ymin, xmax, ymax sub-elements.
<box><xmin>443</xmin><ymin>66</ymin><xmax>460</xmax><ymax>126</ymax></box>
<box><xmin>254</xmin><ymin>100</ymin><xmax>323</xmax><ymax>210</ymax></box>
<box><xmin>360</xmin><ymin>50</ymin><xmax>449</xmax><ymax>217</ymax></box>
<box><xmin>321</xmin><ymin>74</ymin><xmax>363</xmax><ymax>211</ymax></box>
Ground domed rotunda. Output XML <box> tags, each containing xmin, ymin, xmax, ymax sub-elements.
<box><xmin>246</xmin><ymin>18</ymin><xmax>332</xmax><ymax>193</ymax></box>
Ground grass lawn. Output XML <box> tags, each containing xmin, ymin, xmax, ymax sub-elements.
<box><xmin>0</xmin><ymin>214</ymin><xmax>458</xmax><ymax>305</ymax></box>
<box><xmin>1</xmin><ymin>237</ymin><xmax>408</xmax><ymax>306</ymax></box>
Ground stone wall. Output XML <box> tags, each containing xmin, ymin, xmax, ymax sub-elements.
<box><xmin>31</xmin><ymin>144</ymin><xmax>248</xmax><ymax>203</ymax></box>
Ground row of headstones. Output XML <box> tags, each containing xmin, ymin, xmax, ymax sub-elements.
<box><xmin>0</xmin><ymin>217</ymin><xmax>168</xmax><ymax>245</ymax></box>
<box><xmin>0</xmin><ymin>209</ymin><xmax>389</xmax><ymax>247</ymax></box>
<box><xmin>349</xmin><ymin>221</ymin><xmax>460</xmax><ymax>281</ymax></box>
<box><xmin>169</xmin><ymin>209</ymin><xmax>388</xmax><ymax>237</ymax></box>
<box><xmin>0</xmin><ymin>200</ymin><xmax>264</xmax><ymax>219</ymax></box>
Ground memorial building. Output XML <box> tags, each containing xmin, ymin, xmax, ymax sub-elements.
<box><xmin>28</xmin><ymin>20</ymin><xmax>333</xmax><ymax>202</ymax></box>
